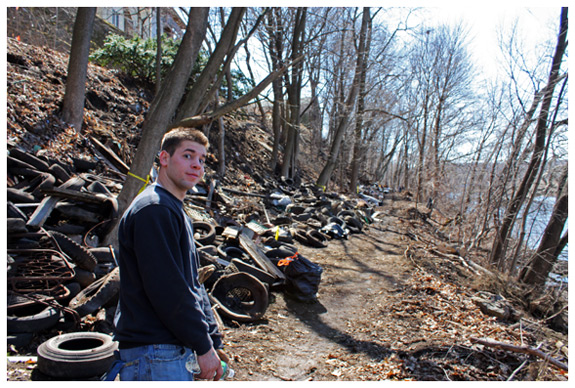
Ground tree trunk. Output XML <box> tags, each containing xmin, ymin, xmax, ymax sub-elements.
<box><xmin>489</xmin><ymin>8</ymin><xmax>568</xmax><ymax>269</ymax></box>
<box><xmin>242</xmin><ymin>36</ymin><xmax>267</xmax><ymax>127</ymax></box>
<box><xmin>60</xmin><ymin>7</ymin><xmax>96</xmax><ymax>132</ymax></box>
<box><xmin>281</xmin><ymin>7</ymin><xmax>307</xmax><ymax>179</ymax></box>
<box><xmin>155</xmin><ymin>7</ymin><xmax>162</xmax><ymax>95</ymax></box>
<box><xmin>519</xmin><ymin>165</ymin><xmax>568</xmax><ymax>287</ymax></box>
<box><xmin>316</xmin><ymin>7</ymin><xmax>370</xmax><ymax>190</ymax></box>
<box><xmin>415</xmin><ymin>94</ymin><xmax>429</xmax><ymax>204</ymax></box>
<box><xmin>220</xmin><ymin>8</ymin><xmax>234</xmax><ymax>102</ymax></box>
<box><xmin>177</xmin><ymin>8</ymin><xmax>246</xmax><ymax>120</ymax></box>
<box><xmin>217</xmin><ymin>106</ymin><xmax>226</xmax><ymax>176</ymax></box>
<box><xmin>349</xmin><ymin>9</ymin><xmax>372</xmax><ymax>193</ymax></box>
<box><xmin>105</xmin><ymin>7</ymin><xmax>210</xmax><ymax>247</ymax></box>
<box><xmin>266</xmin><ymin>8</ymin><xmax>285</xmax><ymax>172</ymax></box>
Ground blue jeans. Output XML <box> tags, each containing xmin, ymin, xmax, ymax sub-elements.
<box><xmin>115</xmin><ymin>344</ymin><xmax>197</xmax><ymax>381</ymax></box>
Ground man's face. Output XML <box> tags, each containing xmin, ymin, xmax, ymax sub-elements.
<box><xmin>159</xmin><ymin>140</ymin><xmax>206</xmax><ymax>197</ymax></box>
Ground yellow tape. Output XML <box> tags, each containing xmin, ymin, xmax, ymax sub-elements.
<box><xmin>128</xmin><ymin>172</ymin><xmax>151</xmax><ymax>195</ymax></box>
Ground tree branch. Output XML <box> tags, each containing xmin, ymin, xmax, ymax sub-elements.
<box><xmin>469</xmin><ymin>337</ymin><xmax>568</xmax><ymax>372</ymax></box>
<box><xmin>170</xmin><ymin>55</ymin><xmax>304</xmax><ymax>129</ymax></box>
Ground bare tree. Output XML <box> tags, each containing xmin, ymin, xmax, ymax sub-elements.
<box><xmin>405</xmin><ymin>23</ymin><xmax>474</xmax><ymax>204</ymax></box>
<box><xmin>316</xmin><ymin>7</ymin><xmax>370</xmax><ymax>190</ymax></box>
<box><xmin>280</xmin><ymin>7</ymin><xmax>307</xmax><ymax>179</ymax></box>
<box><xmin>60</xmin><ymin>7</ymin><xmax>96</xmax><ymax>132</ymax></box>
<box><xmin>106</xmin><ymin>7</ymin><xmax>210</xmax><ymax>247</ymax></box>
<box><xmin>177</xmin><ymin>8</ymin><xmax>246</xmax><ymax>121</ymax></box>
<box><xmin>518</xmin><ymin>163</ymin><xmax>567</xmax><ymax>288</ymax></box>
<box><xmin>240</xmin><ymin>9</ymin><xmax>268</xmax><ymax>126</ymax></box>
<box><xmin>489</xmin><ymin>8</ymin><xmax>568</xmax><ymax>269</ymax></box>
<box><xmin>348</xmin><ymin>10</ymin><xmax>372</xmax><ymax>193</ymax></box>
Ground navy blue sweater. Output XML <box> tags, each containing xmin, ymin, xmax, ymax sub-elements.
<box><xmin>114</xmin><ymin>184</ymin><xmax>222</xmax><ymax>355</ymax></box>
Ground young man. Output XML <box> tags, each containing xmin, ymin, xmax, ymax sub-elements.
<box><xmin>112</xmin><ymin>127</ymin><xmax>227</xmax><ymax>381</ymax></box>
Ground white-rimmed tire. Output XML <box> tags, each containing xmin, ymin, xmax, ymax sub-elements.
<box><xmin>37</xmin><ymin>332</ymin><xmax>118</xmax><ymax>379</ymax></box>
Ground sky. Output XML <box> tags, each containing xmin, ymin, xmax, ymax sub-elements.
<box><xmin>421</xmin><ymin>6</ymin><xmax>563</xmax><ymax>82</ymax></box>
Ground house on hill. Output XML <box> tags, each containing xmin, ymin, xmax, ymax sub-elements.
<box><xmin>7</xmin><ymin>7</ymin><xmax>187</xmax><ymax>53</ymax></box>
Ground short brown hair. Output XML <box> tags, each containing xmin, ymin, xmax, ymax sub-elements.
<box><xmin>160</xmin><ymin>127</ymin><xmax>209</xmax><ymax>156</ymax></box>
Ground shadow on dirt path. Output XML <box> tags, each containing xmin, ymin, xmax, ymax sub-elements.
<box><xmin>284</xmin><ymin>297</ymin><xmax>394</xmax><ymax>362</ymax></box>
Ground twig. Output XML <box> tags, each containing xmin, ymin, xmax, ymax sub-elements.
<box><xmin>261</xmin><ymin>201</ymin><xmax>271</xmax><ymax>225</ymax></box>
<box><xmin>221</xmin><ymin>187</ymin><xmax>268</xmax><ymax>198</ymax></box>
<box><xmin>429</xmin><ymin>248</ymin><xmax>481</xmax><ymax>275</ymax></box>
<box><xmin>469</xmin><ymin>337</ymin><xmax>568</xmax><ymax>372</ymax></box>
<box><xmin>507</xmin><ymin>359</ymin><xmax>529</xmax><ymax>381</ymax></box>
<box><xmin>404</xmin><ymin>245</ymin><xmax>422</xmax><ymax>270</ymax></box>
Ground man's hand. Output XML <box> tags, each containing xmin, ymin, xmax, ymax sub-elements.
<box><xmin>196</xmin><ymin>347</ymin><xmax>222</xmax><ymax>380</ymax></box>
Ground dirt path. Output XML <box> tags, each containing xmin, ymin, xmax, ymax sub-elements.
<box><xmin>224</xmin><ymin>208</ymin><xmax>409</xmax><ymax>380</ymax></box>
<box><xmin>221</xmin><ymin>200</ymin><xmax>566</xmax><ymax>381</ymax></box>
<box><xmin>222</xmin><ymin>200</ymin><xmax>425</xmax><ymax>381</ymax></box>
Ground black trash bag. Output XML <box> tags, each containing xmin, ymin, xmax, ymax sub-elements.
<box><xmin>279</xmin><ymin>253</ymin><xmax>323</xmax><ymax>303</ymax></box>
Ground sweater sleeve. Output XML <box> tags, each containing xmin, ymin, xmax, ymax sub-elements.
<box><xmin>131</xmin><ymin>205</ymin><xmax>214</xmax><ymax>355</ymax></box>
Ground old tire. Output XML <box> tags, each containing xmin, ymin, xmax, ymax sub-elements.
<box><xmin>30</xmin><ymin>172</ymin><xmax>56</xmax><ymax>199</ymax></box>
<box><xmin>343</xmin><ymin>216</ymin><xmax>362</xmax><ymax>233</ymax></box>
<box><xmin>305</xmin><ymin>230</ymin><xmax>328</xmax><ymax>248</ymax></box>
<box><xmin>37</xmin><ymin>332</ymin><xmax>118</xmax><ymax>379</ymax></box>
<box><xmin>7</xmin><ymin>218</ymin><xmax>28</xmax><ymax>234</ymax></box>
<box><xmin>8</xmin><ymin>201</ymin><xmax>28</xmax><ymax>221</ymax></box>
<box><xmin>293</xmin><ymin>229</ymin><xmax>310</xmax><ymax>245</ymax></box>
<box><xmin>265</xmin><ymin>247</ymin><xmax>297</xmax><ymax>260</ymax></box>
<box><xmin>7</xmin><ymin>187</ymin><xmax>36</xmax><ymax>203</ymax></box>
<box><xmin>211</xmin><ymin>272</ymin><xmax>269</xmax><ymax>322</ymax></box>
<box><xmin>8</xmin><ymin>332</ymin><xmax>34</xmax><ymax>348</ymax></box>
<box><xmin>48</xmin><ymin>163</ymin><xmax>71</xmax><ymax>183</ymax></box>
<box><xmin>217</xmin><ymin>244</ymin><xmax>247</xmax><ymax>261</ymax></box>
<box><xmin>328</xmin><ymin>216</ymin><xmax>346</xmax><ymax>228</ymax></box>
<box><xmin>68</xmin><ymin>267</ymin><xmax>120</xmax><ymax>317</ymax></box>
<box><xmin>7</xmin><ymin>302</ymin><xmax>61</xmax><ymax>334</ymax></box>
<box><xmin>88</xmin><ymin>247</ymin><xmax>118</xmax><ymax>264</ymax></box>
<box><xmin>49</xmin><ymin>231</ymin><xmax>97</xmax><ymax>271</ymax></box>
<box><xmin>193</xmin><ymin>221</ymin><xmax>217</xmax><ymax>245</ymax></box>
<box><xmin>9</xmin><ymin>147</ymin><xmax>51</xmax><ymax>172</ymax></box>
<box><xmin>74</xmin><ymin>268</ymin><xmax>97</xmax><ymax>288</ymax></box>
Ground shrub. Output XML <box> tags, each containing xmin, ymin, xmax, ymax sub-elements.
<box><xmin>90</xmin><ymin>33</ymin><xmax>251</xmax><ymax>100</ymax></box>
<box><xmin>90</xmin><ymin>33</ymin><xmax>186</xmax><ymax>83</ymax></box>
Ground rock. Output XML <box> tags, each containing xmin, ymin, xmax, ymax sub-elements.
<box><xmin>471</xmin><ymin>291</ymin><xmax>519</xmax><ymax>322</ymax></box>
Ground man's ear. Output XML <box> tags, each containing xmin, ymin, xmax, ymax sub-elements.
<box><xmin>158</xmin><ymin>150</ymin><xmax>170</xmax><ymax>167</ymax></box>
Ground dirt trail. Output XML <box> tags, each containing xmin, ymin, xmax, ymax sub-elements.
<box><xmin>224</xmin><ymin>204</ymin><xmax>410</xmax><ymax>381</ymax></box>
<box><xmin>219</xmin><ymin>199</ymin><xmax>567</xmax><ymax>381</ymax></box>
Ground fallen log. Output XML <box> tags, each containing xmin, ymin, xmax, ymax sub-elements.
<box><xmin>170</xmin><ymin>56</ymin><xmax>304</xmax><ymax>130</ymax></box>
<box><xmin>469</xmin><ymin>337</ymin><xmax>568</xmax><ymax>372</ymax></box>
